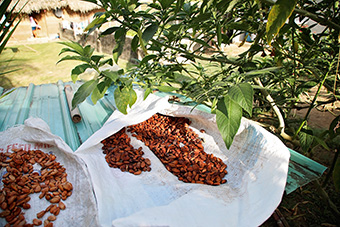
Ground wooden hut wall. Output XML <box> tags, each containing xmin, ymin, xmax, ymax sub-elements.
<box><xmin>9</xmin><ymin>8</ymin><xmax>103</xmax><ymax>41</ymax></box>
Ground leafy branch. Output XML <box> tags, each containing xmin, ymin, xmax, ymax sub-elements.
<box><xmin>60</xmin><ymin>0</ymin><xmax>340</xmax><ymax>158</ymax></box>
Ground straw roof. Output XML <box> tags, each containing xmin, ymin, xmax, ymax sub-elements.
<box><xmin>8</xmin><ymin>0</ymin><xmax>101</xmax><ymax>14</ymax></box>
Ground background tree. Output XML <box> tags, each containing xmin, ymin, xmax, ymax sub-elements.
<box><xmin>59</xmin><ymin>0</ymin><xmax>340</xmax><ymax>192</ymax></box>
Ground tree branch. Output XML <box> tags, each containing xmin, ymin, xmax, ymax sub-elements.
<box><xmin>253</xmin><ymin>77</ymin><xmax>293</xmax><ymax>141</ymax></box>
<box><xmin>151</xmin><ymin>39</ymin><xmax>243</xmax><ymax>66</ymax></box>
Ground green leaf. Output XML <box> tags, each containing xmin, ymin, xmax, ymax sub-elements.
<box><xmin>154</xmin><ymin>85</ymin><xmax>178</xmax><ymax>92</ymax></box>
<box><xmin>58</xmin><ymin>47</ymin><xmax>81</xmax><ymax>56</ymax></box>
<box><xmin>83</xmin><ymin>0</ymin><xmax>97</xmax><ymax>3</ymax></box>
<box><xmin>211</xmin><ymin>97</ymin><xmax>218</xmax><ymax>113</ymax></box>
<box><xmin>216</xmin><ymin>95</ymin><xmax>242</xmax><ymax>149</ymax></box>
<box><xmin>227</xmin><ymin>0</ymin><xmax>241</xmax><ymax>12</ymax></box>
<box><xmin>192</xmin><ymin>12</ymin><xmax>212</xmax><ymax>24</ymax></box>
<box><xmin>112</xmin><ymin>28</ymin><xmax>126</xmax><ymax>63</ymax></box>
<box><xmin>299</xmin><ymin>127</ymin><xmax>314</xmax><ymax>153</ymax></box>
<box><xmin>0</xmin><ymin>0</ymin><xmax>26</xmax><ymax>54</ymax></box>
<box><xmin>84</xmin><ymin>45</ymin><xmax>95</xmax><ymax>57</ymax></box>
<box><xmin>244</xmin><ymin>67</ymin><xmax>280</xmax><ymax>76</ymax></box>
<box><xmin>131</xmin><ymin>35</ymin><xmax>139</xmax><ymax>52</ymax></box>
<box><xmin>91</xmin><ymin>55</ymin><xmax>104</xmax><ymax>65</ymax></box>
<box><xmin>84</xmin><ymin>13</ymin><xmax>106</xmax><ymax>32</ymax></box>
<box><xmin>266</xmin><ymin>0</ymin><xmax>297</xmax><ymax>44</ymax></box>
<box><xmin>72</xmin><ymin>80</ymin><xmax>98</xmax><ymax>109</ymax></box>
<box><xmin>114</xmin><ymin>86</ymin><xmax>132</xmax><ymax>114</ymax></box>
<box><xmin>71</xmin><ymin>64</ymin><xmax>92</xmax><ymax>83</ymax></box>
<box><xmin>190</xmin><ymin>37</ymin><xmax>211</xmax><ymax>48</ymax></box>
<box><xmin>0</xmin><ymin>89</ymin><xmax>15</xmax><ymax>100</ymax></box>
<box><xmin>129</xmin><ymin>88</ymin><xmax>137</xmax><ymax>108</ymax></box>
<box><xmin>148</xmin><ymin>3</ymin><xmax>162</xmax><ymax>10</ymax></box>
<box><xmin>216</xmin><ymin>22</ymin><xmax>222</xmax><ymax>46</ymax></box>
<box><xmin>333</xmin><ymin>156</ymin><xmax>340</xmax><ymax>191</ymax></box>
<box><xmin>158</xmin><ymin>0</ymin><xmax>174</xmax><ymax>9</ymax></box>
<box><xmin>91</xmin><ymin>81</ymin><xmax>110</xmax><ymax>105</ymax></box>
<box><xmin>314</xmin><ymin>137</ymin><xmax>330</xmax><ymax>151</ymax></box>
<box><xmin>140</xmin><ymin>54</ymin><xmax>158</xmax><ymax>65</ymax></box>
<box><xmin>99</xmin><ymin>58</ymin><xmax>113</xmax><ymax>67</ymax></box>
<box><xmin>100</xmin><ymin>26</ymin><xmax>120</xmax><ymax>36</ymax></box>
<box><xmin>227</xmin><ymin>83</ymin><xmax>253</xmax><ymax>116</ymax></box>
<box><xmin>144</xmin><ymin>87</ymin><xmax>152</xmax><ymax>100</ymax></box>
<box><xmin>101</xmin><ymin>70</ymin><xmax>120</xmax><ymax>82</ymax></box>
<box><xmin>175</xmin><ymin>0</ymin><xmax>184</xmax><ymax>13</ymax></box>
<box><xmin>142</xmin><ymin>23</ymin><xmax>159</xmax><ymax>44</ymax></box>
<box><xmin>58</xmin><ymin>41</ymin><xmax>85</xmax><ymax>56</ymax></box>
<box><xmin>57</xmin><ymin>55</ymin><xmax>91</xmax><ymax>65</ymax></box>
<box><xmin>117</xmin><ymin>69</ymin><xmax>125</xmax><ymax>75</ymax></box>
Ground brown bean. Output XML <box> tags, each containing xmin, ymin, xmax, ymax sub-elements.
<box><xmin>37</xmin><ymin>210</ymin><xmax>46</xmax><ymax>219</ymax></box>
<box><xmin>0</xmin><ymin>210</ymin><xmax>11</xmax><ymax>217</ymax></box>
<box><xmin>22</xmin><ymin>203</ymin><xmax>31</xmax><ymax>209</ymax></box>
<box><xmin>58</xmin><ymin>201</ymin><xmax>66</xmax><ymax>210</ymax></box>
<box><xmin>47</xmin><ymin>215</ymin><xmax>56</xmax><ymax>221</ymax></box>
<box><xmin>49</xmin><ymin>196</ymin><xmax>60</xmax><ymax>203</ymax></box>
<box><xmin>7</xmin><ymin>195</ymin><xmax>16</xmax><ymax>205</ymax></box>
<box><xmin>33</xmin><ymin>218</ymin><xmax>42</xmax><ymax>226</ymax></box>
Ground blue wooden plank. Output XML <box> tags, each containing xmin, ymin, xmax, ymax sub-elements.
<box><xmin>285</xmin><ymin>148</ymin><xmax>327</xmax><ymax>194</ymax></box>
<box><xmin>16</xmin><ymin>83</ymin><xmax>35</xmax><ymax>124</ymax></box>
<box><xmin>0</xmin><ymin>87</ymin><xmax>28</xmax><ymax>130</ymax></box>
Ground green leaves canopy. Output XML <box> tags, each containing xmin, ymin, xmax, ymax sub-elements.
<box><xmin>59</xmin><ymin>0</ymin><xmax>339</xmax><ymax>153</ymax></box>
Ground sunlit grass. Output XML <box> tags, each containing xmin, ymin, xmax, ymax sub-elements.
<box><xmin>0</xmin><ymin>41</ymin><xmax>130</xmax><ymax>89</ymax></box>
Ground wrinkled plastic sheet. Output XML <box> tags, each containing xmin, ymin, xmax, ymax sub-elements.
<box><xmin>75</xmin><ymin>90</ymin><xmax>290</xmax><ymax>227</ymax></box>
<box><xmin>0</xmin><ymin>118</ymin><xmax>99</xmax><ymax>226</ymax></box>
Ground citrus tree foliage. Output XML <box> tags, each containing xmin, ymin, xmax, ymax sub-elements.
<box><xmin>58</xmin><ymin>0</ymin><xmax>339</xmax><ymax>158</ymax></box>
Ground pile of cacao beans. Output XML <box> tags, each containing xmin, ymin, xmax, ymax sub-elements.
<box><xmin>0</xmin><ymin>148</ymin><xmax>73</xmax><ymax>227</ymax></box>
<box><xmin>102</xmin><ymin>113</ymin><xmax>228</xmax><ymax>186</ymax></box>
<box><xmin>101</xmin><ymin>128</ymin><xmax>152</xmax><ymax>175</ymax></box>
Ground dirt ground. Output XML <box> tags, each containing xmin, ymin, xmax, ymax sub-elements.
<box><xmin>261</xmin><ymin>87</ymin><xmax>340</xmax><ymax>227</ymax></box>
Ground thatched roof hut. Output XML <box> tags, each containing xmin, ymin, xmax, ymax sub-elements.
<box><xmin>7</xmin><ymin>0</ymin><xmax>103</xmax><ymax>41</ymax></box>
<box><xmin>9</xmin><ymin>0</ymin><xmax>101</xmax><ymax>14</ymax></box>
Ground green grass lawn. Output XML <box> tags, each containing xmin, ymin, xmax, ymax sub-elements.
<box><xmin>0</xmin><ymin>41</ymin><xmax>130</xmax><ymax>89</ymax></box>
<box><xmin>0</xmin><ymin>41</ymin><xmax>248</xmax><ymax>90</ymax></box>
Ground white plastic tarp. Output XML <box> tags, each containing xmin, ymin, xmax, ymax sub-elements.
<box><xmin>75</xmin><ymin>90</ymin><xmax>290</xmax><ymax>227</ymax></box>
<box><xmin>0</xmin><ymin>118</ymin><xmax>99</xmax><ymax>227</ymax></box>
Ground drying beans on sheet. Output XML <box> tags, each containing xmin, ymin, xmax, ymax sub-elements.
<box><xmin>101</xmin><ymin>128</ymin><xmax>152</xmax><ymax>175</ymax></box>
<box><xmin>0</xmin><ymin>149</ymin><xmax>72</xmax><ymax>227</ymax></box>
<box><xmin>128</xmin><ymin>113</ymin><xmax>227</xmax><ymax>186</ymax></box>
<box><xmin>101</xmin><ymin>113</ymin><xmax>227</xmax><ymax>186</ymax></box>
